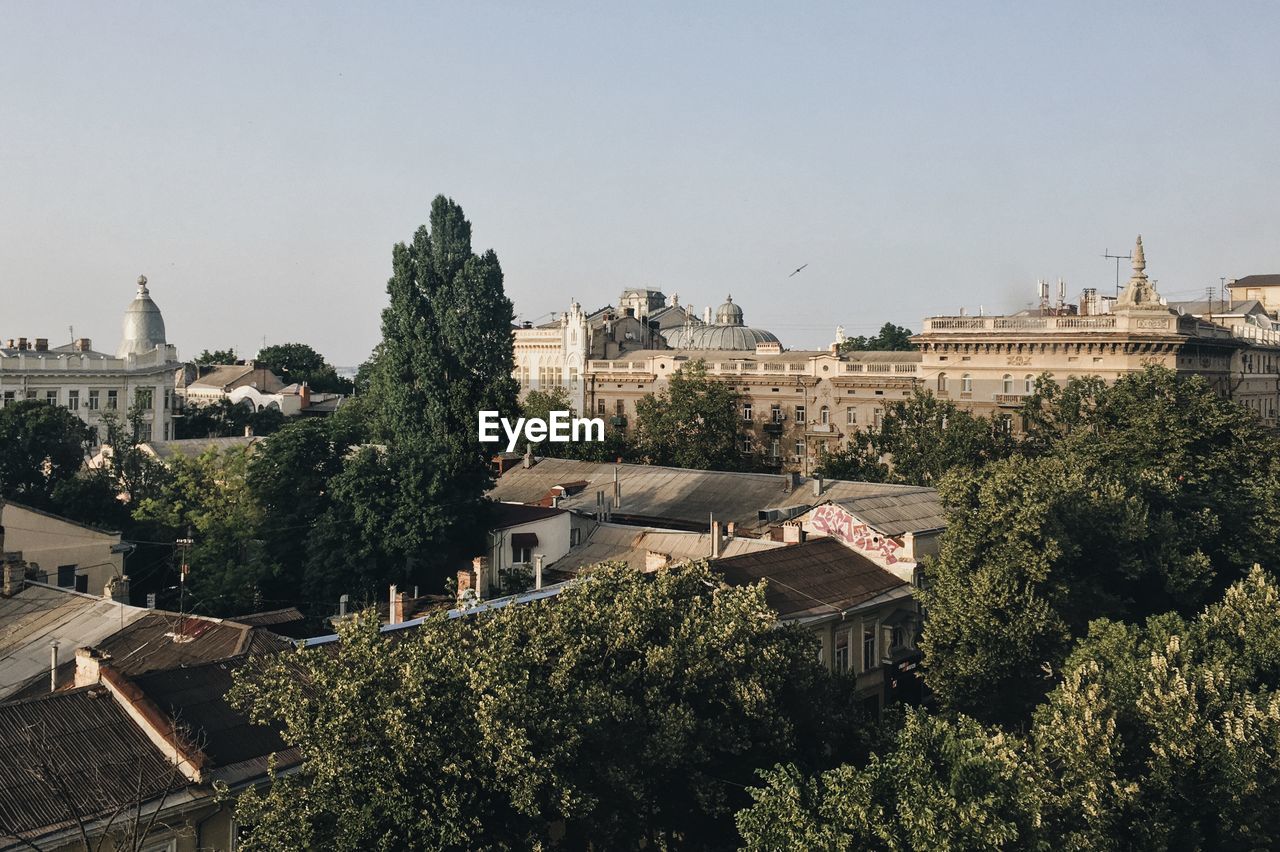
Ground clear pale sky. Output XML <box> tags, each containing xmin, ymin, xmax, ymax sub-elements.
<box><xmin>3</xmin><ymin>2</ymin><xmax>1278</xmax><ymax>366</ymax></box>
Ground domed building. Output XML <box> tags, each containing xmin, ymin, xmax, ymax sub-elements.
<box><xmin>662</xmin><ymin>295</ymin><xmax>781</xmax><ymax>351</ymax></box>
<box><xmin>117</xmin><ymin>275</ymin><xmax>168</xmax><ymax>357</ymax></box>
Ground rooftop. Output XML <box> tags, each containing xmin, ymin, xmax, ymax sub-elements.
<box><xmin>489</xmin><ymin>502</ymin><xmax>567</xmax><ymax>530</ymax></box>
<box><xmin>488</xmin><ymin>458</ymin><xmax>940</xmax><ymax>536</ymax></box>
<box><xmin>548</xmin><ymin>522</ymin><xmax>784</xmax><ymax>574</ymax></box>
<box><xmin>713</xmin><ymin>537</ymin><xmax>910</xmax><ymax>622</ymax></box>
<box><xmin>141</xmin><ymin>435</ymin><xmax>263</xmax><ymax>461</ymax></box>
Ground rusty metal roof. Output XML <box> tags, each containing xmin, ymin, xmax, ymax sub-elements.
<box><xmin>488</xmin><ymin>458</ymin><xmax>941</xmax><ymax>536</ymax></box>
<box><xmin>713</xmin><ymin>537</ymin><xmax>910</xmax><ymax>621</ymax></box>
<box><xmin>548</xmin><ymin>522</ymin><xmax>783</xmax><ymax>574</ymax></box>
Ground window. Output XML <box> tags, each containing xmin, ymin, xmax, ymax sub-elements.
<box><xmin>66</xmin><ymin>389</ymin><xmax>79</xmax><ymax>410</ymax></box>
<box><xmin>569</xmin><ymin>367</ymin><xmax>579</xmax><ymax>387</ymax></box>
<box><xmin>1024</xmin><ymin>374</ymin><xmax>1034</xmax><ymax>394</ymax></box>
<box><xmin>136</xmin><ymin>422</ymin><xmax>152</xmax><ymax>442</ymax></box>
<box><xmin>795</xmin><ymin>439</ymin><xmax>806</xmax><ymax>457</ymax></box>
<box><xmin>873</xmin><ymin>408</ymin><xmax>883</xmax><ymax>430</ymax></box>
<box><xmin>513</xmin><ymin>543</ymin><xmax>532</xmax><ymax>564</ymax></box>
<box><xmin>597</xmin><ymin>399</ymin><xmax>606</xmax><ymax>416</ymax></box>
<box><xmin>961</xmin><ymin>373</ymin><xmax>973</xmax><ymax>393</ymax></box>
<box><xmin>57</xmin><ymin>565</ymin><xmax>77</xmax><ymax>589</ymax></box>
<box><xmin>615</xmin><ymin>399</ymin><xmax>625</xmax><ymax>417</ymax></box>
<box><xmin>937</xmin><ymin>373</ymin><xmax>948</xmax><ymax>393</ymax></box>
<box><xmin>107</xmin><ymin>389</ymin><xmax>118</xmax><ymax>410</ymax></box>
<box><xmin>740</xmin><ymin>435</ymin><xmax>753</xmax><ymax>454</ymax></box>
<box><xmin>846</xmin><ymin>406</ymin><xmax>856</xmax><ymax>425</ymax></box>
<box><xmin>794</xmin><ymin>405</ymin><xmax>806</xmax><ymax>424</ymax></box>
<box><xmin>819</xmin><ymin>405</ymin><xmax>829</xmax><ymax>425</ymax></box>
<box><xmin>862</xmin><ymin>624</ymin><xmax>877</xmax><ymax>672</ymax></box>
<box><xmin>770</xmin><ymin>404</ymin><xmax>782</xmax><ymax>423</ymax></box>
<box><xmin>834</xmin><ymin>629</ymin><xmax>850</xmax><ymax>673</ymax></box>
<box><xmin>742</xmin><ymin>402</ymin><xmax>753</xmax><ymax>421</ymax></box>
<box><xmin>135</xmin><ymin>388</ymin><xmax>153</xmax><ymax>409</ymax></box>
<box><xmin>2</xmin><ymin>391</ymin><xmax>13</xmax><ymax>407</ymax></box>
<box><xmin>769</xmin><ymin>439</ymin><xmax>780</xmax><ymax>459</ymax></box>
<box><xmin>87</xmin><ymin>389</ymin><xmax>99</xmax><ymax>410</ymax></box>
<box><xmin>164</xmin><ymin>389</ymin><xmax>173</xmax><ymax>410</ymax></box>
<box><xmin>1002</xmin><ymin>374</ymin><xmax>1013</xmax><ymax>394</ymax></box>
<box><xmin>45</xmin><ymin>390</ymin><xmax>58</xmax><ymax>405</ymax></box>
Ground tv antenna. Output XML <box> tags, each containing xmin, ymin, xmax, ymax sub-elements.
<box><xmin>1103</xmin><ymin>248</ymin><xmax>1132</xmax><ymax>297</ymax></box>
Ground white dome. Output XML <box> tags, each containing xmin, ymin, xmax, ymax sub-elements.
<box><xmin>117</xmin><ymin>275</ymin><xmax>167</xmax><ymax>358</ymax></box>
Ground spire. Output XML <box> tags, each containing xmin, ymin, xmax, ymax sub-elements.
<box><xmin>1115</xmin><ymin>234</ymin><xmax>1164</xmax><ymax>310</ymax></box>
<box><xmin>137</xmin><ymin>274</ymin><xmax>149</xmax><ymax>294</ymax></box>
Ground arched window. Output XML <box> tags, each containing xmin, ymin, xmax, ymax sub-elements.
<box><xmin>1002</xmin><ymin>374</ymin><xmax>1013</xmax><ymax>394</ymax></box>
<box><xmin>1024</xmin><ymin>374</ymin><xmax>1034</xmax><ymax>394</ymax></box>
<box><xmin>961</xmin><ymin>373</ymin><xmax>973</xmax><ymax>393</ymax></box>
<box><xmin>937</xmin><ymin>373</ymin><xmax>948</xmax><ymax>393</ymax></box>
<box><xmin>820</xmin><ymin>405</ymin><xmax>829</xmax><ymax>425</ymax></box>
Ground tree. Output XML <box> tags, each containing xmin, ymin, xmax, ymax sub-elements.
<box><xmin>633</xmin><ymin>360</ymin><xmax>742</xmax><ymax>471</ymax></box>
<box><xmin>0</xmin><ymin>399</ymin><xmax>94</xmax><ymax>507</ymax></box>
<box><xmin>737</xmin><ymin>710</ymin><xmax>1049</xmax><ymax>851</ymax></box>
<box><xmin>813</xmin><ymin>430</ymin><xmax>888</xmax><ymax>482</ymax></box>
<box><xmin>256</xmin><ymin>342</ymin><xmax>354</xmax><ymax>394</ymax></box>
<box><xmin>194</xmin><ymin>348</ymin><xmax>237</xmax><ymax>366</ymax></box>
<box><xmin>920</xmin><ymin>367</ymin><xmax>1280</xmax><ymax>726</ymax></box>
<box><xmin>132</xmin><ymin>446</ymin><xmax>273</xmax><ymax>615</ymax></box>
<box><xmin>365</xmin><ymin>195</ymin><xmax>519</xmax><ymax>570</ymax></box>
<box><xmin>875</xmin><ymin>388</ymin><xmax>1016</xmax><ymax>486</ymax></box>
<box><xmin>839</xmin><ymin>323</ymin><xmax>917</xmax><ymax>353</ymax></box>
<box><xmin>229</xmin><ymin>562</ymin><xmax>850</xmax><ymax>850</ymax></box>
<box><xmin>175</xmin><ymin>398</ymin><xmax>285</xmax><ymax>439</ymax></box>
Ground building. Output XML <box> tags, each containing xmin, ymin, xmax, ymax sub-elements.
<box><xmin>582</xmin><ymin>347</ymin><xmax>920</xmax><ymax>472</ymax></box>
<box><xmin>481</xmin><ymin>502</ymin><xmax>591</xmax><ymax>595</ymax></box>
<box><xmin>175</xmin><ymin>362</ymin><xmax>345</xmax><ymax>417</ymax></box>
<box><xmin>913</xmin><ymin>237</ymin><xmax>1280</xmax><ymax>426</ymax></box>
<box><xmin>662</xmin><ymin>295</ymin><xmax>781</xmax><ymax>351</ymax></box>
<box><xmin>711</xmin><ymin>537</ymin><xmax>922</xmax><ymax>712</ymax></box>
<box><xmin>1228</xmin><ymin>275</ymin><xmax>1280</xmax><ymax>316</ymax></box>
<box><xmin>0</xmin><ymin>501</ymin><xmax>127</xmax><ymax>596</ymax></box>
<box><xmin>0</xmin><ymin>275</ymin><xmax>181</xmax><ymax>442</ymax></box>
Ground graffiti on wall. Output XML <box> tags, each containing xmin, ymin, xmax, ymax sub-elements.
<box><xmin>807</xmin><ymin>503</ymin><xmax>902</xmax><ymax>565</ymax></box>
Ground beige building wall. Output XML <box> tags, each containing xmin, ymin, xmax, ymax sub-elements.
<box><xmin>0</xmin><ymin>502</ymin><xmax>124</xmax><ymax>595</ymax></box>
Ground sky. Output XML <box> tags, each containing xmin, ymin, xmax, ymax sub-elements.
<box><xmin>2</xmin><ymin>1</ymin><xmax>1278</xmax><ymax>366</ymax></box>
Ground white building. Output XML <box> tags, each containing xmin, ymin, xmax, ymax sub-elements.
<box><xmin>0</xmin><ymin>276</ymin><xmax>181</xmax><ymax>442</ymax></box>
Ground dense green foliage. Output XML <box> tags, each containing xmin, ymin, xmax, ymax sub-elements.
<box><xmin>921</xmin><ymin>368</ymin><xmax>1280</xmax><ymax>725</ymax></box>
<box><xmin>0</xmin><ymin>399</ymin><xmax>94</xmax><ymax>507</ymax></box>
<box><xmin>175</xmin><ymin>397</ymin><xmax>285</xmax><ymax>439</ymax></box>
<box><xmin>255</xmin><ymin>342</ymin><xmax>354</xmax><ymax>394</ymax></box>
<box><xmin>838</xmin><ymin>323</ymin><xmax>917</xmax><ymax>353</ymax></box>
<box><xmin>365</xmin><ymin>195</ymin><xmax>519</xmax><ymax>569</ymax></box>
<box><xmin>633</xmin><ymin>360</ymin><xmax>743</xmax><ymax>471</ymax></box>
<box><xmin>194</xmin><ymin>348</ymin><xmax>237</xmax><ymax>365</ymax></box>
<box><xmin>229</xmin><ymin>563</ymin><xmax>860</xmax><ymax>851</ymax></box>
<box><xmin>742</xmin><ymin>567</ymin><xmax>1280</xmax><ymax>851</ymax></box>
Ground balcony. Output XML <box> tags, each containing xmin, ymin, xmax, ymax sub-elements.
<box><xmin>993</xmin><ymin>394</ymin><xmax>1026</xmax><ymax>407</ymax></box>
<box><xmin>762</xmin><ymin>421</ymin><xmax>785</xmax><ymax>435</ymax></box>
<box><xmin>807</xmin><ymin>423</ymin><xmax>834</xmax><ymax>434</ymax></box>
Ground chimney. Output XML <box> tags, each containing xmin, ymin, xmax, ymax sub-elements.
<box><xmin>534</xmin><ymin>554</ymin><xmax>544</xmax><ymax>590</ymax></box>
<box><xmin>613</xmin><ymin>467</ymin><xmax>621</xmax><ymax>510</ymax></box>
<box><xmin>34</xmin><ymin>338</ymin><xmax>48</xmax><ymax>352</ymax></box>
<box><xmin>2</xmin><ymin>557</ymin><xmax>28</xmax><ymax>598</ymax></box>
<box><xmin>455</xmin><ymin>569</ymin><xmax>474</xmax><ymax>599</ymax></box>
<box><xmin>472</xmin><ymin>556</ymin><xmax>488</xmax><ymax>599</ymax></box>
<box><xmin>783</xmin><ymin>472</ymin><xmax>800</xmax><ymax>493</ymax></box>
<box><xmin>300</xmin><ymin>383</ymin><xmax>311</xmax><ymax>409</ymax></box>
<box><xmin>339</xmin><ymin>593</ymin><xmax>350</xmax><ymax>617</ymax></box>
<box><xmin>390</xmin><ymin>587</ymin><xmax>407</xmax><ymax>625</ymax></box>
<box><xmin>644</xmin><ymin>550</ymin><xmax>671</xmax><ymax>572</ymax></box>
<box><xmin>244</xmin><ymin>425</ymin><xmax>254</xmax><ymax>438</ymax></box>
<box><xmin>782</xmin><ymin>523</ymin><xmax>802</xmax><ymax>545</ymax></box>
<box><xmin>104</xmin><ymin>574</ymin><xmax>130</xmax><ymax>604</ymax></box>
<box><xmin>523</xmin><ymin>449</ymin><xmax>534</xmax><ymax>469</ymax></box>
<box><xmin>710</xmin><ymin>520</ymin><xmax>723</xmax><ymax>559</ymax></box>
<box><xmin>812</xmin><ymin>475</ymin><xmax>824</xmax><ymax>497</ymax></box>
<box><xmin>49</xmin><ymin>640</ymin><xmax>59</xmax><ymax>693</ymax></box>
<box><xmin>74</xmin><ymin>648</ymin><xmax>108</xmax><ymax>688</ymax></box>
<box><xmin>725</xmin><ymin>521</ymin><xmax>735</xmax><ymax>539</ymax></box>
<box><xmin>16</xmin><ymin>337</ymin><xmax>27</xmax><ymax>351</ymax></box>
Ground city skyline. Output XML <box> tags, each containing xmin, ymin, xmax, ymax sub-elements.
<box><xmin>3</xmin><ymin>2</ymin><xmax>1278</xmax><ymax>365</ymax></box>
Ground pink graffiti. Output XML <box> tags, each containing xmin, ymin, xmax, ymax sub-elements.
<box><xmin>808</xmin><ymin>504</ymin><xmax>900</xmax><ymax>565</ymax></box>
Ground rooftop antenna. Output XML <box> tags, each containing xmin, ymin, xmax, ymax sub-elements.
<box><xmin>1206</xmin><ymin>286</ymin><xmax>1216</xmax><ymax>315</ymax></box>
<box><xmin>1058</xmin><ymin>278</ymin><xmax>1066</xmax><ymax>310</ymax></box>
<box><xmin>1037</xmin><ymin>279</ymin><xmax>1049</xmax><ymax>310</ymax></box>
<box><xmin>1103</xmin><ymin>247</ymin><xmax>1132</xmax><ymax>297</ymax></box>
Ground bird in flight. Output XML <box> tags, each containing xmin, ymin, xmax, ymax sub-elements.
<box><xmin>788</xmin><ymin>263</ymin><xmax>808</xmax><ymax>278</ymax></box>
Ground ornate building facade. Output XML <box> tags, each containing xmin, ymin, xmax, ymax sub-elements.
<box><xmin>0</xmin><ymin>276</ymin><xmax>181</xmax><ymax>442</ymax></box>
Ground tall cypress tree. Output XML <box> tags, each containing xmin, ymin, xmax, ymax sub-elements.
<box><xmin>368</xmin><ymin>195</ymin><xmax>518</xmax><ymax>566</ymax></box>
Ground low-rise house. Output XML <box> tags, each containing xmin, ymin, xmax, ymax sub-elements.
<box><xmin>175</xmin><ymin>362</ymin><xmax>344</xmax><ymax>417</ymax></box>
<box><xmin>547</xmin><ymin>520</ymin><xmax>784</xmax><ymax>576</ymax></box>
<box><xmin>0</xmin><ymin>500</ymin><xmax>129</xmax><ymax>595</ymax></box>
<box><xmin>711</xmin><ymin>537</ymin><xmax>923</xmax><ymax>713</ymax></box>
<box><xmin>482</xmin><ymin>503</ymin><xmax>586</xmax><ymax>596</ymax></box>
<box><xmin>796</xmin><ymin>491</ymin><xmax>947</xmax><ymax>584</ymax></box>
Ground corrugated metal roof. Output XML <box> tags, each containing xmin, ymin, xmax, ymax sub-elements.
<box><xmin>0</xmin><ymin>686</ymin><xmax>178</xmax><ymax>839</ymax></box>
<box><xmin>143</xmin><ymin>436</ymin><xmax>262</xmax><ymax>461</ymax></box>
<box><xmin>488</xmin><ymin>458</ymin><xmax>941</xmax><ymax>536</ymax></box>
<box><xmin>548</xmin><ymin>522</ymin><xmax>782</xmax><ymax>573</ymax></box>
<box><xmin>823</xmin><ymin>492</ymin><xmax>948</xmax><ymax>536</ymax></box>
<box><xmin>0</xmin><ymin>584</ymin><xmax>149</xmax><ymax>700</ymax></box>
<box><xmin>713</xmin><ymin>537</ymin><xmax>909</xmax><ymax>621</ymax></box>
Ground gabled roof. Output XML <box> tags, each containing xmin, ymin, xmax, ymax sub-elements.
<box><xmin>713</xmin><ymin>537</ymin><xmax>909</xmax><ymax>621</ymax></box>
<box><xmin>488</xmin><ymin>458</ymin><xmax>940</xmax><ymax>536</ymax></box>
<box><xmin>0</xmin><ymin>686</ymin><xmax>178</xmax><ymax>840</ymax></box>
<box><xmin>142</xmin><ymin>435</ymin><xmax>262</xmax><ymax>461</ymax></box>
<box><xmin>821</xmin><ymin>491</ymin><xmax>947</xmax><ymax>536</ymax></box>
